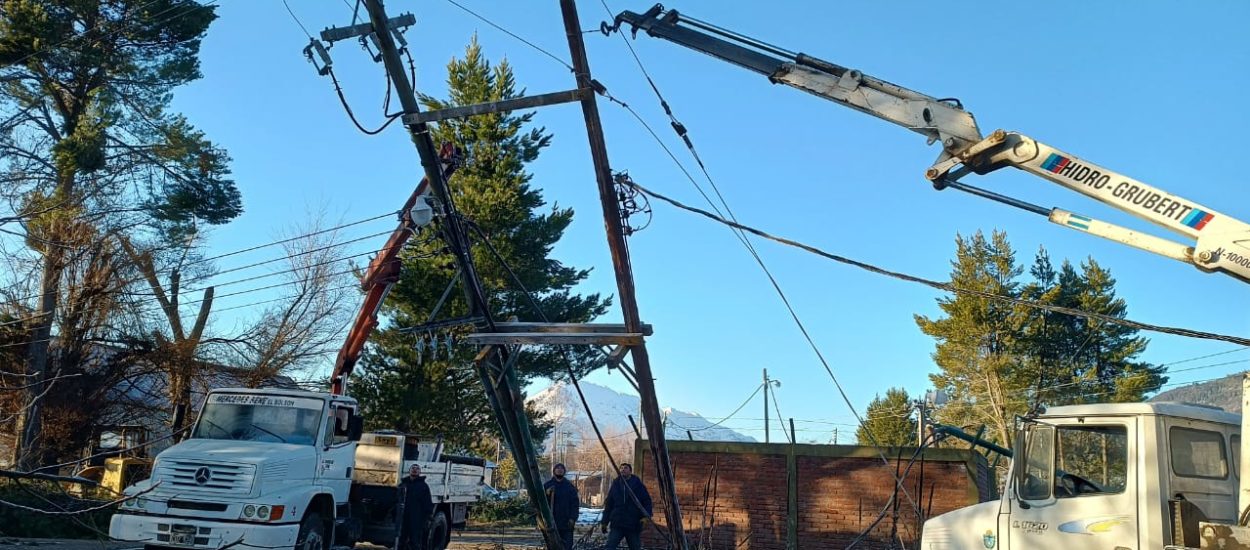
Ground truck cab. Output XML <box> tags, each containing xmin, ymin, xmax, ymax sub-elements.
<box><xmin>110</xmin><ymin>388</ymin><xmax>364</xmax><ymax>550</ymax></box>
<box><xmin>921</xmin><ymin>402</ymin><xmax>1239</xmax><ymax>549</ymax></box>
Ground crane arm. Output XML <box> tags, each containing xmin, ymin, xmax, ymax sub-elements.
<box><xmin>612</xmin><ymin>5</ymin><xmax>1250</xmax><ymax>284</ymax></box>
<box><xmin>613</xmin><ymin>6</ymin><xmax>983</xmax><ymax>162</ymax></box>
<box><xmin>330</xmin><ymin>143</ymin><xmax>459</xmax><ymax>395</ymax></box>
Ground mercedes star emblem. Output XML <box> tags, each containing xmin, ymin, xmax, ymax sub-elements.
<box><xmin>194</xmin><ymin>467</ymin><xmax>212</xmax><ymax>485</ymax></box>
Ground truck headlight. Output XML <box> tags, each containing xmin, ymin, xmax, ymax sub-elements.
<box><xmin>240</xmin><ymin>504</ymin><xmax>285</xmax><ymax>522</ymax></box>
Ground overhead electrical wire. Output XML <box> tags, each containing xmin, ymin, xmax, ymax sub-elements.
<box><xmin>281</xmin><ymin>0</ymin><xmax>314</xmax><ymax>39</ymax></box>
<box><xmin>768</xmin><ymin>382</ymin><xmax>793</xmax><ymax>443</ymax></box>
<box><xmin>685</xmin><ymin>383</ymin><xmax>764</xmax><ymax>433</ymax></box>
<box><xmin>440</xmin><ymin>0</ymin><xmax>575</xmax><ymax>72</ymax></box>
<box><xmin>591</xmin><ymin>6</ymin><xmax>927</xmax><ymax>509</ymax></box>
<box><xmin>622</xmin><ymin>177</ymin><xmax>1250</xmax><ymax>348</ymax></box>
<box><xmin>0</xmin><ymin>238</ymin><xmax>393</xmax><ymax>337</ymax></box>
<box><xmin>1</xmin><ymin>210</ymin><xmax>398</xmax><ymax>308</ymax></box>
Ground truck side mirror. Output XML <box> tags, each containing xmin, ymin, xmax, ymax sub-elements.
<box><xmin>349</xmin><ymin>416</ymin><xmax>364</xmax><ymax>441</ymax></box>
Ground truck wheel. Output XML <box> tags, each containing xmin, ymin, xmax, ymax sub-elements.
<box><xmin>296</xmin><ymin>512</ymin><xmax>326</xmax><ymax>550</ymax></box>
<box><xmin>427</xmin><ymin>511</ymin><xmax>449</xmax><ymax>550</ymax></box>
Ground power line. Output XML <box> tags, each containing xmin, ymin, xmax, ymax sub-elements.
<box><xmin>768</xmin><ymin>382</ymin><xmax>792</xmax><ymax>443</ymax></box>
<box><xmin>440</xmin><ymin>0</ymin><xmax>574</xmax><ymax>71</ymax></box>
<box><xmin>326</xmin><ymin>66</ymin><xmax>405</xmax><ymax>136</ymax></box>
<box><xmin>0</xmin><ymin>241</ymin><xmax>384</xmax><ymax>338</ymax></box>
<box><xmin>128</xmin><ymin>228</ymin><xmax>393</xmax><ymax>296</ymax></box>
<box><xmin>591</xmin><ymin>22</ymin><xmax>923</xmax><ymax>506</ymax></box>
<box><xmin>2</xmin><ymin>240</ymin><xmax>373</xmax><ymax>328</ymax></box>
<box><xmin>623</xmin><ymin>177</ymin><xmax>1250</xmax><ymax>348</ymax></box>
<box><xmin>685</xmin><ymin>383</ymin><xmax>764</xmax><ymax>432</ymax></box>
<box><xmin>1161</xmin><ymin>346</ymin><xmax>1250</xmax><ymax>368</ymax></box>
<box><xmin>281</xmin><ymin>0</ymin><xmax>314</xmax><ymax>39</ymax></box>
<box><xmin>194</xmin><ymin>210</ymin><xmax>398</xmax><ymax>266</ymax></box>
<box><xmin>1</xmin><ymin>210</ymin><xmax>397</xmax><ymax>307</ymax></box>
<box><xmin>211</xmin><ymin>283</ymin><xmax>361</xmax><ymax>314</ymax></box>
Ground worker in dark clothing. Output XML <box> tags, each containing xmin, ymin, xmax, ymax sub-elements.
<box><xmin>600</xmin><ymin>463</ymin><xmax>652</xmax><ymax>550</ymax></box>
<box><xmin>398</xmin><ymin>464</ymin><xmax>434</xmax><ymax>550</ymax></box>
<box><xmin>544</xmin><ymin>462</ymin><xmax>580</xmax><ymax>550</ymax></box>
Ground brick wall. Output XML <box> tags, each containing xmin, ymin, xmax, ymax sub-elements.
<box><xmin>632</xmin><ymin>441</ymin><xmax>993</xmax><ymax>550</ymax></box>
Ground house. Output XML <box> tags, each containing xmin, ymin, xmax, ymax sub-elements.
<box><xmin>0</xmin><ymin>341</ymin><xmax>297</xmax><ymax>469</ymax></box>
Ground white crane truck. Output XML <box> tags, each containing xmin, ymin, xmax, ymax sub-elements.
<box><xmin>108</xmin><ymin>388</ymin><xmax>487</xmax><ymax>550</ymax></box>
<box><xmin>919</xmin><ymin>384</ymin><xmax>1249</xmax><ymax>549</ymax></box>
<box><xmin>109</xmin><ymin>147</ymin><xmax>477</xmax><ymax>550</ymax></box>
<box><xmin>611</xmin><ymin>5</ymin><xmax>1250</xmax><ymax>549</ymax></box>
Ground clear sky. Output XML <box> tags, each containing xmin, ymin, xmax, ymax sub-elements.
<box><xmin>170</xmin><ymin>1</ymin><xmax>1249</xmax><ymax>443</ymax></box>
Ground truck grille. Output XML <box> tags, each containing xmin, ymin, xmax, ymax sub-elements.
<box><xmin>155</xmin><ymin>460</ymin><xmax>255</xmax><ymax>494</ymax></box>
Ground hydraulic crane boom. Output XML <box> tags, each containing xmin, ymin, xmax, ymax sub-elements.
<box><xmin>613</xmin><ymin>5</ymin><xmax>1250</xmax><ymax>284</ymax></box>
<box><xmin>330</xmin><ymin>143</ymin><xmax>459</xmax><ymax>395</ymax></box>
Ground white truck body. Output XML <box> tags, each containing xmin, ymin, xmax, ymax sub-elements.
<box><xmin>921</xmin><ymin>401</ymin><xmax>1240</xmax><ymax>549</ymax></box>
<box><xmin>109</xmin><ymin>388</ymin><xmax>486</xmax><ymax>550</ymax></box>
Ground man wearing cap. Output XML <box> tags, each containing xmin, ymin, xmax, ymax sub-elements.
<box><xmin>600</xmin><ymin>463</ymin><xmax>652</xmax><ymax>550</ymax></box>
<box><xmin>544</xmin><ymin>462</ymin><xmax>580</xmax><ymax>550</ymax></box>
<box><xmin>398</xmin><ymin>464</ymin><xmax>434</xmax><ymax>550</ymax></box>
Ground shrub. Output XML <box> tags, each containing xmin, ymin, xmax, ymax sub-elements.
<box><xmin>0</xmin><ymin>481</ymin><xmax>116</xmax><ymax>539</ymax></box>
<box><xmin>469</xmin><ymin>496</ymin><xmax>535</xmax><ymax>526</ymax></box>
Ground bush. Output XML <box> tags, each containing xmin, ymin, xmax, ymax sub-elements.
<box><xmin>469</xmin><ymin>496</ymin><xmax>535</xmax><ymax>526</ymax></box>
<box><xmin>0</xmin><ymin>481</ymin><xmax>116</xmax><ymax>539</ymax></box>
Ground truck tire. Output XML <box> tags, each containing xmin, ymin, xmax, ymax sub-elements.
<box><xmin>427</xmin><ymin>511</ymin><xmax>449</xmax><ymax>550</ymax></box>
<box><xmin>296</xmin><ymin>512</ymin><xmax>326</xmax><ymax>550</ymax></box>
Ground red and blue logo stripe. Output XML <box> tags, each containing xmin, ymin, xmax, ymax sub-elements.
<box><xmin>1181</xmin><ymin>209</ymin><xmax>1214</xmax><ymax>230</ymax></box>
<box><xmin>1041</xmin><ymin>153</ymin><xmax>1071</xmax><ymax>173</ymax></box>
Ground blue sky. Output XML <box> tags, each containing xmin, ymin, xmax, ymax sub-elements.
<box><xmin>169</xmin><ymin>1</ymin><xmax>1249</xmax><ymax>443</ymax></box>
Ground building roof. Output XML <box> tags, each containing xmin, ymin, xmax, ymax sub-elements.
<box><xmin>1044</xmin><ymin>401</ymin><xmax>1238</xmax><ymax>426</ymax></box>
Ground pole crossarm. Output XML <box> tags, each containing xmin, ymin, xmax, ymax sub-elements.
<box><xmin>403</xmin><ymin>89</ymin><xmax>589</xmax><ymax>125</ymax></box>
<box><xmin>465</xmin><ymin>332</ymin><xmax>644</xmax><ymax>346</ymax></box>
<box><xmin>319</xmin><ymin>13</ymin><xmax>415</xmax><ymax>43</ymax></box>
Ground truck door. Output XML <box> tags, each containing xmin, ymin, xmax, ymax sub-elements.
<box><xmin>319</xmin><ymin>405</ymin><xmax>358</xmax><ymax>501</ymax></box>
<box><xmin>1007</xmin><ymin>419</ymin><xmax>1138</xmax><ymax>550</ymax></box>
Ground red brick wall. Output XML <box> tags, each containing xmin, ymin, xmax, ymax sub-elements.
<box><xmin>633</xmin><ymin>441</ymin><xmax>992</xmax><ymax>550</ymax></box>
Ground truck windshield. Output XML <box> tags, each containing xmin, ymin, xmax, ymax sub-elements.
<box><xmin>191</xmin><ymin>394</ymin><xmax>324</xmax><ymax>445</ymax></box>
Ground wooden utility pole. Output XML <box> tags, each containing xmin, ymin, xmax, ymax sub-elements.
<box><xmin>323</xmin><ymin>3</ymin><xmax>691</xmax><ymax>549</ymax></box>
<box><xmin>560</xmin><ymin>1</ymin><xmax>689</xmax><ymax>548</ymax></box>
<box><xmin>764</xmin><ymin>368</ymin><xmax>771</xmax><ymax>443</ymax></box>
<box><xmin>350</xmin><ymin>2</ymin><xmax>564</xmax><ymax>548</ymax></box>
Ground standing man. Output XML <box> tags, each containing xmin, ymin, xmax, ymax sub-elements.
<box><xmin>398</xmin><ymin>464</ymin><xmax>434</xmax><ymax>550</ymax></box>
<box><xmin>600</xmin><ymin>463</ymin><xmax>652</xmax><ymax>550</ymax></box>
<box><xmin>544</xmin><ymin>462</ymin><xmax>580</xmax><ymax>550</ymax></box>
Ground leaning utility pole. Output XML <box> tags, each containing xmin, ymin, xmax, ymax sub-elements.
<box><xmin>348</xmin><ymin>2</ymin><xmax>564</xmax><ymax>549</ymax></box>
<box><xmin>323</xmin><ymin>2</ymin><xmax>690</xmax><ymax>549</ymax></box>
<box><xmin>560</xmin><ymin>1</ymin><xmax>689</xmax><ymax>548</ymax></box>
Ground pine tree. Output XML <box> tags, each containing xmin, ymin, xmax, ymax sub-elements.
<box><xmin>1</xmin><ymin>0</ymin><xmax>239</xmax><ymax>466</ymax></box>
<box><xmin>353</xmin><ymin>38</ymin><xmax>609</xmax><ymax>454</ymax></box>
<box><xmin>916</xmin><ymin>230</ymin><xmax>1031</xmax><ymax>447</ymax></box>
<box><xmin>919</xmin><ymin>232</ymin><xmax>1164</xmax><ymax>450</ymax></box>
<box><xmin>1063</xmin><ymin>258</ymin><xmax>1166</xmax><ymax>403</ymax></box>
<box><xmin>856</xmin><ymin>388</ymin><xmax>917</xmax><ymax>447</ymax></box>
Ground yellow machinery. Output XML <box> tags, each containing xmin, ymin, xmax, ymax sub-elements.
<box><xmin>71</xmin><ymin>425</ymin><xmax>153</xmax><ymax>497</ymax></box>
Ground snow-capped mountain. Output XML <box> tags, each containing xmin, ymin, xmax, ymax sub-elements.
<box><xmin>528</xmin><ymin>381</ymin><xmax>756</xmax><ymax>445</ymax></box>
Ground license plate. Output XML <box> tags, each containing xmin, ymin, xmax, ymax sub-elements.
<box><xmin>170</xmin><ymin>533</ymin><xmax>195</xmax><ymax>545</ymax></box>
